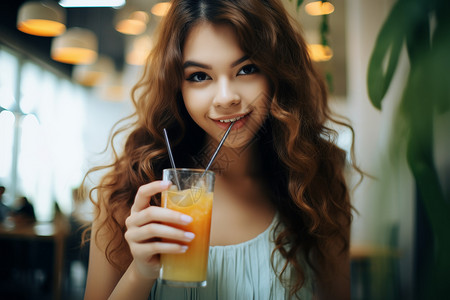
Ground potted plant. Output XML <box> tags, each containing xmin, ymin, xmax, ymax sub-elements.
<box><xmin>367</xmin><ymin>0</ymin><xmax>450</xmax><ymax>298</ymax></box>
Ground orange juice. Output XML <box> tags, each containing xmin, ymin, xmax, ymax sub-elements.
<box><xmin>160</xmin><ymin>187</ymin><xmax>213</xmax><ymax>286</ymax></box>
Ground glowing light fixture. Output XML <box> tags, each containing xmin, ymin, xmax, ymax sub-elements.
<box><xmin>305</xmin><ymin>1</ymin><xmax>335</xmax><ymax>16</ymax></box>
<box><xmin>151</xmin><ymin>2</ymin><xmax>171</xmax><ymax>17</ymax></box>
<box><xmin>115</xmin><ymin>10</ymin><xmax>150</xmax><ymax>35</ymax></box>
<box><xmin>17</xmin><ymin>1</ymin><xmax>66</xmax><ymax>37</ymax></box>
<box><xmin>126</xmin><ymin>35</ymin><xmax>153</xmax><ymax>66</ymax></box>
<box><xmin>51</xmin><ymin>27</ymin><xmax>98</xmax><ymax>65</ymax></box>
<box><xmin>73</xmin><ymin>56</ymin><xmax>115</xmax><ymax>87</ymax></box>
<box><xmin>308</xmin><ymin>44</ymin><xmax>333</xmax><ymax>62</ymax></box>
<box><xmin>96</xmin><ymin>72</ymin><xmax>126</xmax><ymax>102</ymax></box>
<box><xmin>59</xmin><ymin>0</ymin><xmax>125</xmax><ymax>8</ymax></box>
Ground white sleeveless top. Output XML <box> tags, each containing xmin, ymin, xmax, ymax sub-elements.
<box><xmin>150</xmin><ymin>216</ymin><xmax>314</xmax><ymax>299</ymax></box>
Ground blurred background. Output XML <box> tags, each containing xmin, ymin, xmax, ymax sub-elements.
<box><xmin>0</xmin><ymin>0</ymin><xmax>448</xmax><ymax>299</ymax></box>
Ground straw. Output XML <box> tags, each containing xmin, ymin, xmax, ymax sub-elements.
<box><xmin>201</xmin><ymin>121</ymin><xmax>235</xmax><ymax>177</ymax></box>
<box><xmin>163</xmin><ymin>128</ymin><xmax>181</xmax><ymax>190</ymax></box>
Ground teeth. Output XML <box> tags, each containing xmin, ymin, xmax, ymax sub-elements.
<box><xmin>219</xmin><ymin>115</ymin><xmax>245</xmax><ymax>123</ymax></box>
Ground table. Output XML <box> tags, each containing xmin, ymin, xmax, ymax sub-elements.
<box><xmin>350</xmin><ymin>244</ymin><xmax>402</xmax><ymax>300</ymax></box>
<box><xmin>0</xmin><ymin>215</ymin><xmax>70</xmax><ymax>300</ymax></box>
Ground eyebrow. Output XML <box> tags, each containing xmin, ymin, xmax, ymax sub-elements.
<box><xmin>183</xmin><ymin>55</ymin><xmax>250</xmax><ymax>69</ymax></box>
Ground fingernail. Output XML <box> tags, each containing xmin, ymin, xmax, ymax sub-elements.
<box><xmin>180</xmin><ymin>214</ymin><xmax>193</xmax><ymax>224</ymax></box>
<box><xmin>184</xmin><ymin>232</ymin><xmax>195</xmax><ymax>240</ymax></box>
<box><xmin>160</xmin><ymin>180</ymin><xmax>171</xmax><ymax>188</ymax></box>
<box><xmin>180</xmin><ymin>245</ymin><xmax>188</xmax><ymax>253</ymax></box>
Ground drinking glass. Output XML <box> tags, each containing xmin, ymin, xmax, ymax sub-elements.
<box><xmin>159</xmin><ymin>168</ymin><xmax>215</xmax><ymax>287</ymax></box>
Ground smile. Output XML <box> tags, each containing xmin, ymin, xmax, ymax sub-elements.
<box><xmin>218</xmin><ymin>115</ymin><xmax>246</xmax><ymax>123</ymax></box>
<box><xmin>211</xmin><ymin>112</ymin><xmax>252</xmax><ymax>130</ymax></box>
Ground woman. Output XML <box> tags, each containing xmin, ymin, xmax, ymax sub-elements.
<box><xmin>84</xmin><ymin>0</ymin><xmax>357</xmax><ymax>299</ymax></box>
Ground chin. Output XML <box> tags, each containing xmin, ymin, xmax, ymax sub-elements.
<box><xmin>223</xmin><ymin>136</ymin><xmax>258</xmax><ymax>152</ymax></box>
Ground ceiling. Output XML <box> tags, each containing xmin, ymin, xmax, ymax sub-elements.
<box><xmin>0</xmin><ymin>0</ymin><xmax>162</xmax><ymax>76</ymax></box>
<box><xmin>0</xmin><ymin>0</ymin><xmax>346</xmax><ymax>96</ymax></box>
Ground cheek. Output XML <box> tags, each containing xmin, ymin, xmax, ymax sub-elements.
<box><xmin>253</xmin><ymin>97</ymin><xmax>271</xmax><ymax>126</ymax></box>
<box><xmin>181</xmin><ymin>88</ymin><xmax>209</xmax><ymax>120</ymax></box>
<box><xmin>250</xmin><ymin>80</ymin><xmax>271</xmax><ymax>121</ymax></box>
<box><xmin>242</xmin><ymin>78</ymin><xmax>271</xmax><ymax>108</ymax></box>
<box><xmin>258</xmin><ymin>79</ymin><xmax>271</xmax><ymax>112</ymax></box>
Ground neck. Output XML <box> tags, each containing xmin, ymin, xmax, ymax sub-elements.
<box><xmin>206</xmin><ymin>139</ymin><xmax>262</xmax><ymax>180</ymax></box>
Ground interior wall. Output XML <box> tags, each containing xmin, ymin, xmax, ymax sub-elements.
<box><xmin>341</xmin><ymin>0</ymin><xmax>415</xmax><ymax>298</ymax></box>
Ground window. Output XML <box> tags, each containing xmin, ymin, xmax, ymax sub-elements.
<box><xmin>0</xmin><ymin>48</ymin><xmax>18</xmax><ymax>110</ymax></box>
<box><xmin>20</xmin><ymin>61</ymin><xmax>42</xmax><ymax>114</ymax></box>
<box><xmin>0</xmin><ymin>46</ymin><xmax>88</xmax><ymax>221</ymax></box>
<box><xmin>0</xmin><ymin>110</ymin><xmax>15</xmax><ymax>197</ymax></box>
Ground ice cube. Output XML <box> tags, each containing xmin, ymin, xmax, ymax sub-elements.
<box><xmin>168</xmin><ymin>189</ymin><xmax>195</xmax><ymax>207</ymax></box>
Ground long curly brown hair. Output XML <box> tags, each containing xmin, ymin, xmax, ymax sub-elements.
<box><xmin>85</xmin><ymin>0</ymin><xmax>359</xmax><ymax>297</ymax></box>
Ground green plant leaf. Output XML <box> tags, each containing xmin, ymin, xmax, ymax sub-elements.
<box><xmin>368</xmin><ymin>0</ymin><xmax>450</xmax><ymax>298</ymax></box>
<box><xmin>430</xmin><ymin>2</ymin><xmax>450</xmax><ymax>113</ymax></box>
<box><xmin>367</xmin><ymin>1</ymin><xmax>406</xmax><ymax>110</ymax></box>
<box><xmin>320</xmin><ymin>15</ymin><xmax>329</xmax><ymax>46</ymax></box>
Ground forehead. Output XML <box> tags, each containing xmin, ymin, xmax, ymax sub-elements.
<box><xmin>182</xmin><ymin>22</ymin><xmax>244</xmax><ymax>62</ymax></box>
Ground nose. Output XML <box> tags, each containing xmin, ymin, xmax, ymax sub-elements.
<box><xmin>213</xmin><ymin>78</ymin><xmax>240</xmax><ymax>108</ymax></box>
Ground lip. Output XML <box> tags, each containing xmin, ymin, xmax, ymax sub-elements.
<box><xmin>211</xmin><ymin>112</ymin><xmax>251</xmax><ymax>130</ymax></box>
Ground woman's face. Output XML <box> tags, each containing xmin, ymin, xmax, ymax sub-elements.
<box><xmin>181</xmin><ymin>22</ymin><xmax>271</xmax><ymax>149</ymax></box>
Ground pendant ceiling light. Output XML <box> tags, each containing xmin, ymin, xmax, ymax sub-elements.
<box><xmin>151</xmin><ymin>2</ymin><xmax>171</xmax><ymax>17</ymax></box>
<box><xmin>95</xmin><ymin>71</ymin><xmax>126</xmax><ymax>102</ymax></box>
<box><xmin>73</xmin><ymin>56</ymin><xmax>115</xmax><ymax>87</ymax></box>
<box><xmin>125</xmin><ymin>35</ymin><xmax>153</xmax><ymax>66</ymax></box>
<box><xmin>51</xmin><ymin>27</ymin><xmax>98</xmax><ymax>65</ymax></box>
<box><xmin>115</xmin><ymin>9</ymin><xmax>150</xmax><ymax>35</ymax></box>
<box><xmin>305</xmin><ymin>1</ymin><xmax>335</xmax><ymax>16</ymax></box>
<box><xmin>17</xmin><ymin>1</ymin><xmax>66</xmax><ymax>37</ymax></box>
<box><xmin>304</xmin><ymin>30</ymin><xmax>333</xmax><ymax>62</ymax></box>
<box><xmin>308</xmin><ymin>44</ymin><xmax>333</xmax><ymax>62</ymax></box>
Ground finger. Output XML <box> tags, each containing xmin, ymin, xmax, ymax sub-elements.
<box><xmin>126</xmin><ymin>206</ymin><xmax>193</xmax><ymax>228</ymax></box>
<box><xmin>132</xmin><ymin>181</ymin><xmax>171</xmax><ymax>212</ymax></box>
<box><xmin>125</xmin><ymin>222</ymin><xmax>195</xmax><ymax>244</ymax></box>
<box><xmin>131</xmin><ymin>241</ymin><xmax>189</xmax><ymax>258</ymax></box>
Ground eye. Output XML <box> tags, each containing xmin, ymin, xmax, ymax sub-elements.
<box><xmin>186</xmin><ymin>72</ymin><xmax>211</xmax><ymax>82</ymax></box>
<box><xmin>237</xmin><ymin>64</ymin><xmax>259</xmax><ymax>76</ymax></box>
